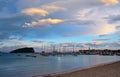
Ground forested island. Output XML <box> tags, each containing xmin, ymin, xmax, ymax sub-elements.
<box><xmin>10</xmin><ymin>47</ymin><xmax>35</xmax><ymax>53</ymax></box>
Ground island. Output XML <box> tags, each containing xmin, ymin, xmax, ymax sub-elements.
<box><xmin>10</xmin><ymin>47</ymin><xmax>35</xmax><ymax>53</ymax></box>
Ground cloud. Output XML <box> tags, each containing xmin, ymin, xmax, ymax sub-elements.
<box><xmin>0</xmin><ymin>39</ymin><xmax>44</xmax><ymax>52</ymax></box>
<box><xmin>23</xmin><ymin>18</ymin><xmax>64</xmax><ymax>27</ymax></box>
<box><xmin>63</xmin><ymin>34</ymin><xmax>73</xmax><ymax>37</ymax></box>
<box><xmin>107</xmin><ymin>15</ymin><xmax>120</xmax><ymax>23</ymax></box>
<box><xmin>99</xmin><ymin>34</ymin><xmax>109</xmax><ymax>37</ymax></box>
<box><xmin>48</xmin><ymin>0</ymin><xmax>102</xmax><ymax>10</ymax></box>
<box><xmin>0</xmin><ymin>14</ymin><xmax>34</xmax><ymax>40</ymax></box>
<box><xmin>22</xmin><ymin>8</ymin><xmax>49</xmax><ymax>16</ymax></box>
<box><xmin>61</xmin><ymin>43</ymin><xmax>68</xmax><ymax>47</ymax></box>
<box><xmin>75</xmin><ymin>6</ymin><xmax>119</xmax><ymax>35</ymax></box>
<box><xmin>40</xmin><ymin>18</ymin><xmax>64</xmax><ymax>24</ymax></box>
<box><xmin>117</xmin><ymin>41</ymin><xmax>120</xmax><ymax>44</ymax></box>
<box><xmin>74</xmin><ymin>23</ymin><xmax>117</xmax><ymax>36</ymax></box>
<box><xmin>116</xmin><ymin>26</ymin><xmax>120</xmax><ymax>30</ymax></box>
<box><xmin>51</xmin><ymin>22</ymin><xmax>117</xmax><ymax>37</ymax></box>
<box><xmin>96</xmin><ymin>23</ymin><xmax>116</xmax><ymax>35</ymax></box>
<box><xmin>80</xmin><ymin>43</ymin><xmax>89</xmax><ymax>48</ymax></box>
<box><xmin>79</xmin><ymin>42</ymin><xmax>120</xmax><ymax>49</ymax></box>
<box><xmin>66</xmin><ymin>19</ymin><xmax>93</xmax><ymax>26</ymax></box>
<box><xmin>101</xmin><ymin>0</ymin><xmax>119</xmax><ymax>5</ymax></box>
<box><xmin>0</xmin><ymin>42</ymin><xmax>3</xmax><ymax>46</ymax></box>
<box><xmin>33</xmin><ymin>40</ymin><xmax>46</xmax><ymax>44</ymax></box>
<box><xmin>17</xmin><ymin>0</ymin><xmax>42</xmax><ymax>10</ymax></box>
<box><xmin>77</xmin><ymin>6</ymin><xmax>120</xmax><ymax>21</ymax></box>
<box><xmin>93</xmin><ymin>38</ymin><xmax>112</xmax><ymax>41</ymax></box>
<box><xmin>1</xmin><ymin>39</ymin><xmax>31</xmax><ymax>48</ymax></box>
<box><xmin>42</xmin><ymin>5</ymin><xmax>66</xmax><ymax>12</ymax></box>
<box><xmin>0</xmin><ymin>0</ymin><xmax>120</xmax><ymax>51</ymax></box>
<box><xmin>91</xmin><ymin>41</ymin><xmax>101</xmax><ymax>45</ymax></box>
<box><xmin>117</xmin><ymin>34</ymin><xmax>120</xmax><ymax>37</ymax></box>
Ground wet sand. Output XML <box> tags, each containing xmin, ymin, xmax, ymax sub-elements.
<box><xmin>51</xmin><ymin>61</ymin><xmax>120</xmax><ymax>77</ymax></box>
<box><xmin>35</xmin><ymin>61</ymin><xmax>120</xmax><ymax>77</ymax></box>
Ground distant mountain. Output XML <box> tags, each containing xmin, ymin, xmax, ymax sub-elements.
<box><xmin>10</xmin><ymin>47</ymin><xmax>35</xmax><ymax>53</ymax></box>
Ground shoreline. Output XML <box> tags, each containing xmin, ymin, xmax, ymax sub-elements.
<box><xmin>33</xmin><ymin>61</ymin><xmax>120</xmax><ymax>77</ymax></box>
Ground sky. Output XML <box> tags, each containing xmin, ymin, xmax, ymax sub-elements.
<box><xmin>0</xmin><ymin>0</ymin><xmax>120</xmax><ymax>52</ymax></box>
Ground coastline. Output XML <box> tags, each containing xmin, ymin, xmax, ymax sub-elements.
<box><xmin>33</xmin><ymin>61</ymin><xmax>120</xmax><ymax>77</ymax></box>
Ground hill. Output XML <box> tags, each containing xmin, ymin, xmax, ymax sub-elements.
<box><xmin>10</xmin><ymin>47</ymin><xmax>35</xmax><ymax>53</ymax></box>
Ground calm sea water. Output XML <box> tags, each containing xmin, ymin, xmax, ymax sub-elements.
<box><xmin>0</xmin><ymin>53</ymin><xmax>120</xmax><ymax>77</ymax></box>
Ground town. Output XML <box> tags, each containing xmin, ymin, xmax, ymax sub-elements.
<box><xmin>40</xmin><ymin>49</ymin><xmax>120</xmax><ymax>56</ymax></box>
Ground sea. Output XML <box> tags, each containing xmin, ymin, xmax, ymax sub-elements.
<box><xmin>0</xmin><ymin>53</ymin><xmax>120</xmax><ymax>77</ymax></box>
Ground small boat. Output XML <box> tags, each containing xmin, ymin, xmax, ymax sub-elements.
<box><xmin>73</xmin><ymin>54</ymin><xmax>77</xmax><ymax>56</ymax></box>
<box><xmin>25</xmin><ymin>55</ymin><xmax>31</xmax><ymax>57</ymax></box>
<box><xmin>31</xmin><ymin>55</ymin><xmax>37</xmax><ymax>58</ymax></box>
<box><xmin>25</xmin><ymin>54</ymin><xmax>37</xmax><ymax>58</ymax></box>
<box><xmin>17</xmin><ymin>54</ymin><xmax>21</xmax><ymax>56</ymax></box>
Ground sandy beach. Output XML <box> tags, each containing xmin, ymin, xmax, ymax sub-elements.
<box><xmin>35</xmin><ymin>61</ymin><xmax>120</xmax><ymax>77</ymax></box>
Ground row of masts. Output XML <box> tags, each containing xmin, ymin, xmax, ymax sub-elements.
<box><xmin>40</xmin><ymin>42</ymin><xmax>89</xmax><ymax>52</ymax></box>
<box><xmin>33</xmin><ymin>41</ymin><xmax>117</xmax><ymax>53</ymax></box>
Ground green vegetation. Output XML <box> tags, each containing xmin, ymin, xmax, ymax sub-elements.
<box><xmin>10</xmin><ymin>47</ymin><xmax>35</xmax><ymax>53</ymax></box>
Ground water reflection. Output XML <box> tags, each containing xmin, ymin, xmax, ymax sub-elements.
<box><xmin>0</xmin><ymin>54</ymin><xmax>119</xmax><ymax>77</ymax></box>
